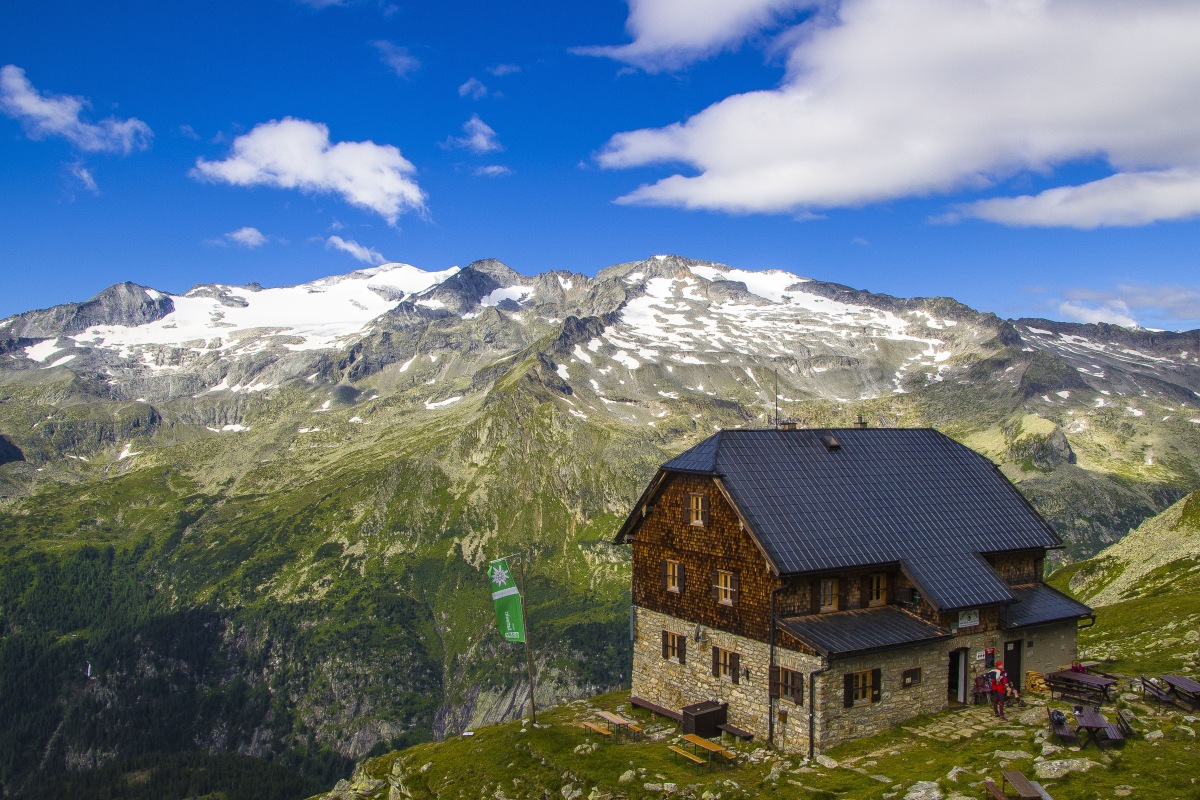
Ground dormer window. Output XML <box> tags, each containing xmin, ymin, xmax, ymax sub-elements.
<box><xmin>819</xmin><ymin>577</ymin><xmax>839</xmax><ymax>611</ymax></box>
<box><xmin>689</xmin><ymin>493</ymin><xmax>709</xmax><ymax>526</ymax></box>
<box><xmin>868</xmin><ymin>573</ymin><xmax>887</xmax><ymax>606</ymax></box>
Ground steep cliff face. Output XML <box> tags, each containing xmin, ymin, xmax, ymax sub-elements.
<box><xmin>1</xmin><ymin>255</ymin><xmax>1198</xmax><ymax>793</ymax></box>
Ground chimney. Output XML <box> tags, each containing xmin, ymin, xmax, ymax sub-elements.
<box><xmin>854</xmin><ymin>414</ymin><xmax>868</xmax><ymax>428</ymax></box>
<box><xmin>780</xmin><ymin>420</ymin><xmax>799</xmax><ymax>431</ymax></box>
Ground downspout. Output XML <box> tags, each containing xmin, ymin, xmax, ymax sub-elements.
<box><xmin>768</xmin><ymin>586</ymin><xmax>784</xmax><ymax>747</ymax></box>
<box><xmin>808</xmin><ymin>660</ymin><xmax>830</xmax><ymax>760</ymax></box>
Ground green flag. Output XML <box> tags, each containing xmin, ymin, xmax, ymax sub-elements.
<box><xmin>488</xmin><ymin>558</ymin><xmax>525</xmax><ymax>643</ymax></box>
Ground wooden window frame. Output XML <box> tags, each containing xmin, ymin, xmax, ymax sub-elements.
<box><xmin>819</xmin><ymin>577</ymin><xmax>838</xmax><ymax>611</ymax></box>
<box><xmin>664</xmin><ymin>559</ymin><xmax>683</xmax><ymax>593</ymax></box>
<box><xmin>661</xmin><ymin>630</ymin><xmax>686</xmax><ymax>664</ymax></box>
<box><xmin>843</xmin><ymin>668</ymin><xmax>882</xmax><ymax>707</ymax></box>
<box><xmin>688</xmin><ymin>493</ymin><xmax>709</xmax><ymax>526</ymax></box>
<box><xmin>868</xmin><ymin>573</ymin><xmax>887</xmax><ymax>607</ymax></box>
<box><xmin>771</xmin><ymin>666</ymin><xmax>804</xmax><ymax>705</ymax></box>
<box><xmin>711</xmin><ymin>646</ymin><xmax>740</xmax><ymax>684</ymax></box>
<box><xmin>714</xmin><ymin>569</ymin><xmax>738</xmax><ymax>606</ymax></box>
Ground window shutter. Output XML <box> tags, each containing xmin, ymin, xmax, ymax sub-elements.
<box><xmin>661</xmin><ymin>560</ymin><xmax>668</xmax><ymax>590</ymax></box>
<box><xmin>810</xmin><ymin>579</ymin><xmax>821</xmax><ymax>614</ymax></box>
<box><xmin>661</xmin><ymin>630</ymin><xmax>669</xmax><ymax>659</ymax></box>
<box><xmin>871</xmin><ymin>668</ymin><xmax>882</xmax><ymax>703</ymax></box>
<box><xmin>678</xmin><ymin>636</ymin><xmax>686</xmax><ymax>665</ymax></box>
<box><xmin>796</xmin><ymin>674</ymin><xmax>805</xmax><ymax>706</ymax></box>
<box><xmin>701</xmin><ymin>496</ymin><xmax>710</xmax><ymax>526</ymax></box>
<box><xmin>770</xmin><ymin>666</ymin><xmax>780</xmax><ymax>699</ymax></box>
<box><xmin>711</xmin><ymin>570</ymin><xmax>719</xmax><ymax>603</ymax></box>
<box><xmin>889</xmin><ymin>575</ymin><xmax>900</xmax><ymax>604</ymax></box>
<box><xmin>837</xmin><ymin>578</ymin><xmax>848</xmax><ymax>610</ymax></box>
<box><xmin>860</xmin><ymin>575</ymin><xmax>872</xmax><ymax>607</ymax></box>
<box><xmin>730</xmin><ymin>571</ymin><xmax>740</xmax><ymax>605</ymax></box>
<box><xmin>730</xmin><ymin>652</ymin><xmax>740</xmax><ymax>684</ymax></box>
<box><xmin>711</xmin><ymin>647</ymin><xmax>720</xmax><ymax>678</ymax></box>
<box><xmin>843</xmin><ymin>673</ymin><xmax>855</xmax><ymax>708</ymax></box>
<box><xmin>678</xmin><ymin>563</ymin><xmax>686</xmax><ymax>593</ymax></box>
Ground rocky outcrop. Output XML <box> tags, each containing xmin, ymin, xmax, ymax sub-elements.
<box><xmin>2</xmin><ymin>281</ymin><xmax>174</xmax><ymax>339</ymax></box>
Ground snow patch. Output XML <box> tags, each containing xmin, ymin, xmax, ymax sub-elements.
<box><xmin>24</xmin><ymin>340</ymin><xmax>63</xmax><ymax>362</ymax></box>
<box><xmin>424</xmin><ymin>396</ymin><xmax>462</xmax><ymax>409</ymax></box>
<box><xmin>556</xmin><ymin>364</ymin><xmax>570</xmax><ymax>381</ymax></box>
<box><xmin>117</xmin><ymin>443</ymin><xmax>141</xmax><ymax>460</ymax></box>
<box><xmin>46</xmin><ymin>354</ymin><xmax>77</xmax><ymax>368</ymax></box>
<box><xmin>480</xmin><ymin>285</ymin><xmax>533</xmax><ymax>307</ymax></box>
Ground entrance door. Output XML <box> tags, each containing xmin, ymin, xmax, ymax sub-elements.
<box><xmin>1003</xmin><ymin>640</ymin><xmax>1023</xmax><ymax>691</ymax></box>
<box><xmin>947</xmin><ymin>648</ymin><xmax>967</xmax><ymax>703</ymax></box>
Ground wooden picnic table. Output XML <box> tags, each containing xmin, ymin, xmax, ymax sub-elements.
<box><xmin>1161</xmin><ymin>675</ymin><xmax>1200</xmax><ymax>710</ymax></box>
<box><xmin>680</xmin><ymin>733</ymin><xmax>736</xmax><ymax>768</ymax></box>
<box><xmin>1001</xmin><ymin>768</ymin><xmax>1052</xmax><ymax>799</ymax></box>
<box><xmin>1046</xmin><ymin>669</ymin><xmax>1117</xmax><ymax>705</ymax></box>
<box><xmin>596</xmin><ymin>710</ymin><xmax>635</xmax><ymax>736</ymax></box>
<box><xmin>1074</xmin><ymin>707</ymin><xmax>1123</xmax><ymax>750</ymax></box>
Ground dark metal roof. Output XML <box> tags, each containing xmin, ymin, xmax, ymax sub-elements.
<box><xmin>778</xmin><ymin>607</ymin><xmax>952</xmax><ymax>659</ymax></box>
<box><xmin>658</xmin><ymin>428</ymin><xmax>1062</xmax><ymax>611</ymax></box>
<box><xmin>1004</xmin><ymin>583</ymin><xmax>1094</xmax><ymax>629</ymax></box>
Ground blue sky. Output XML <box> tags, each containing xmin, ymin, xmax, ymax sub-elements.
<box><xmin>3</xmin><ymin>0</ymin><xmax>1199</xmax><ymax>330</ymax></box>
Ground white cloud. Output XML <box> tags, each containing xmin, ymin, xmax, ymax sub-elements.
<box><xmin>597</xmin><ymin>0</ymin><xmax>1200</xmax><ymax>228</ymax></box>
<box><xmin>474</xmin><ymin>165</ymin><xmax>512</xmax><ymax>177</ymax></box>
<box><xmin>326</xmin><ymin>235</ymin><xmax>385</xmax><ymax>265</ymax></box>
<box><xmin>1058</xmin><ymin>300</ymin><xmax>1138</xmax><ymax>329</ymax></box>
<box><xmin>227</xmin><ymin>227</ymin><xmax>268</xmax><ymax>248</ymax></box>
<box><xmin>0</xmin><ymin>65</ymin><xmax>152</xmax><ymax>154</ymax></box>
<box><xmin>458</xmin><ymin>78</ymin><xmax>488</xmax><ymax>99</ymax></box>
<box><xmin>68</xmin><ymin>161</ymin><xmax>98</xmax><ymax>193</ymax></box>
<box><xmin>445</xmin><ymin>114</ymin><xmax>502</xmax><ymax>154</ymax></box>
<box><xmin>950</xmin><ymin>169</ymin><xmax>1200</xmax><ymax>229</ymax></box>
<box><xmin>577</xmin><ymin>0</ymin><xmax>815</xmax><ymax>72</ymax></box>
<box><xmin>191</xmin><ymin>118</ymin><xmax>426</xmax><ymax>224</ymax></box>
<box><xmin>488</xmin><ymin>64</ymin><xmax>521</xmax><ymax>77</ymax></box>
<box><xmin>373</xmin><ymin>41</ymin><xmax>420</xmax><ymax>78</ymax></box>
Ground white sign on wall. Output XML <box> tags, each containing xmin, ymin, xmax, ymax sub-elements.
<box><xmin>958</xmin><ymin>609</ymin><xmax>980</xmax><ymax>628</ymax></box>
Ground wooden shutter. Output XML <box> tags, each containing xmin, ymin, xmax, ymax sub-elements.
<box><xmin>678</xmin><ymin>563</ymin><xmax>686</xmax><ymax>593</ymax></box>
<box><xmin>871</xmin><ymin>668</ymin><xmax>882</xmax><ymax>703</ymax></box>
<box><xmin>700</xmin><ymin>495</ymin><xmax>710</xmax><ymax>526</ymax></box>
<box><xmin>730</xmin><ymin>652</ymin><xmax>740</xmax><ymax>684</ymax></box>
<box><xmin>837</xmin><ymin>578</ymin><xmax>848</xmax><ymax>610</ymax></box>
<box><xmin>730</xmin><ymin>571</ymin><xmax>740</xmax><ymax>606</ymax></box>
<box><xmin>809</xmin><ymin>579</ymin><xmax>821</xmax><ymax>614</ymax></box>
<box><xmin>889</xmin><ymin>574</ymin><xmax>900</xmax><ymax>604</ymax></box>
<box><xmin>769</xmin><ymin>666</ymin><xmax>780</xmax><ymax>699</ymax></box>
<box><xmin>860</xmin><ymin>575</ymin><xmax>872</xmax><ymax>608</ymax></box>
<box><xmin>843</xmin><ymin>673</ymin><xmax>855</xmax><ymax>708</ymax></box>
<box><xmin>711</xmin><ymin>570</ymin><xmax>720</xmax><ymax>603</ymax></box>
<box><xmin>660</xmin><ymin>560</ymin><xmax>668</xmax><ymax>590</ymax></box>
<box><xmin>795</xmin><ymin>673</ymin><xmax>804</xmax><ymax>705</ymax></box>
<box><xmin>661</xmin><ymin>630</ymin><xmax>669</xmax><ymax>659</ymax></box>
<box><xmin>678</xmin><ymin>636</ymin><xmax>686</xmax><ymax>665</ymax></box>
<box><xmin>711</xmin><ymin>647</ymin><xmax>720</xmax><ymax>678</ymax></box>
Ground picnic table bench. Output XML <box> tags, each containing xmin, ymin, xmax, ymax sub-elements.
<box><xmin>1001</xmin><ymin>768</ymin><xmax>1055</xmax><ymax>799</ymax></box>
<box><xmin>579</xmin><ymin>721</ymin><xmax>612</xmax><ymax>736</ymax></box>
<box><xmin>1116</xmin><ymin>709</ymin><xmax>1137</xmax><ymax>738</ymax></box>
<box><xmin>1046</xmin><ymin>708</ymin><xmax>1078</xmax><ymax>743</ymax></box>
<box><xmin>668</xmin><ymin>745</ymin><xmax>707</xmax><ymax>768</ymax></box>
<box><xmin>669</xmin><ymin>733</ymin><xmax>736</xmax><ymax>771</ymax></box>
<box><xmin>1139</xmin><ymin>676</ymin><xmax>1190</xmax><ymax>710</ymax></box>
<box><xmin>717</xmin><ymin>722</ymin><xmax>753</xmax><ymax>741</ymax></box>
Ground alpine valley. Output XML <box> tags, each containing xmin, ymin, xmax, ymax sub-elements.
<box><xmin>1</xmin><ymin>254</ymin><xmax>1198</xmax><ymax>798</ymax></box>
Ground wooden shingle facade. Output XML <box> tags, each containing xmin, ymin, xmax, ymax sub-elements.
<box><xmin>615</xmin><ymin>427</ymin><xmax>1093</xmax><ymax>754</ymax></box>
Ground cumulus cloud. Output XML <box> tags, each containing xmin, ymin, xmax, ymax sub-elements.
<box><xmin>576</xmin><ymin>0</ymin><xmax>815</xmax><ymax>72</ymax></box>
<box><xmin>597</xmin><ymin>0</ymin><xmax>1200</xmax><ymax>228</ymax></box>
<box><xmin>191</xmin><ymin>118</ymin><xmax>426</xmax><ymax>224</ymax></box>
<box><xmin>228</xmin><ymin>227</ymin><xmax>268</xmax><ymax>247</ymax></box>
<box><xmin>0</xmin><ymin>65</ymin><xmax>152</xmax><ymax>154</ymax></box>
<box><xmin>326</xmin><ymin>235</ymin><xmax>385</xmax><ymax>265</ymax></box>
<box><xmin>458</xmin><ymin>78</ymin><xmax>488</xmax><ymax>99</ymax></box>
<box><xmin>474</xmin><ymin>165</ymin><xmax>512</xmax><ymax>177</ymax></box>
<box><xmin>373</xmin><ymin>41</ymin><xmax>420</xmax><ymax>78</ymax></box>
<box><xmin>444</xmin><ymin>114</ymin><xmax>502</xmax><ymax>154</ymax></box>
<box><xmin>1055</xmin><ymin>283</ymin><xmax>1200</xmax><ymax>329</ymax></box>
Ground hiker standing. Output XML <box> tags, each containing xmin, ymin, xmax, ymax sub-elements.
<box><xmin>988</xmin><ymin>661</ymin><xmax>1010</xmax><ymax>719</ymax></box>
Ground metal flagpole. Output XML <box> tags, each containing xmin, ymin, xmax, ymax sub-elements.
<box><xmin>518</xmin><ymin>555</ymin><xmax>537</xmax><ymax>724</ymax></box>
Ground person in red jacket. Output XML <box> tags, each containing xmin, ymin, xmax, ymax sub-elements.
<box><xmin>988</xmin><ymin>661</ymin><xmax>1010</xmax><ymax>719</ymax></box>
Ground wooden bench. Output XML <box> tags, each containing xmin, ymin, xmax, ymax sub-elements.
<box><xmin>1046</xmin><ymin>708</ymin><xmax>1078</xmax><ymax>742</ymax></box>
<box><xmin>983</xmin><ymin>779</ymin><xmax>1009</xmax><ymax>800</ymax></box>
<box><xmin>1116</xmin><ymin>709</ymin><xmax>1137</xmax><ymax>738</ymax></box>
<box><xmin>1002</xmin><ymin>768</ymin><xmax>1055</xmax><ymax>799</ymax></box>
<box><xmin>668</xmin><ymin>745</ymin><xmax>707</xmax><ymax>767</ymax></box>
<box><xmin>630</xmin><ymin>695</ymin><xmax>683</xmax><ymax>723</ymax></box>
<box><xmin>1100</xmin><ymin>722</ymin><xmax>1125</xmax><ymax>746</ymax></box>
<box><xmin>1140</xmin><ymin>676</ymin><xmax>1188</xmax><ymax>710</ymax></box>
<box><xmin>717</xmin><ymin>722</ymin><xmax>753</xmax><ymax>741</ymax></box>
<box><xmin>579</xmin><ymin>721</ymin><xmax>612</xmax><ymax>736</ymax></box>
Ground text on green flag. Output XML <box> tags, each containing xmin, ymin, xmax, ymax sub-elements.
<box><xmin>488</xmin><ymin>558</ymin><xmax>525</xmax><ymax>643</ymax></box>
